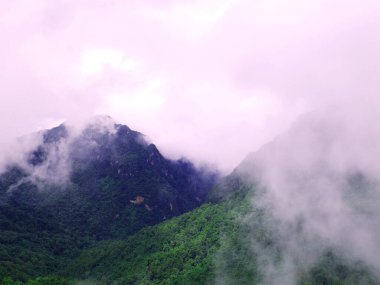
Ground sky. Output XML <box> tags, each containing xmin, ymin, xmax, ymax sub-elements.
<box><xmin>0</xmin><ymin>0</ymin><xmax>379</xmax><ymax>172</ymax></box>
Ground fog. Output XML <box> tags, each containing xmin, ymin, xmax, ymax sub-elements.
<box><xmin>233</xmin><ymin>102</ymin><xmax>380</xmax><ymax>284</ymax></box>
<box><xmin>0</xmin><ymin>115</ymin><xmax>118</xmax><ymax>189</ymax></box>
<box><xmin>1</xmin><ymin>0</ymin><xmax>379</xmax><ymax>172</ymax></box>
<box><xmin>1</xmin><ymin>1</ymin><xmax>380</xmax><ymax>283</ymax></box>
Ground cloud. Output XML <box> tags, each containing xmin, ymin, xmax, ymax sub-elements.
<box><xmin>1</xmin><ymin>1</ymin><xmax>380</xmax><ymax>283</ymax></box>
<box><xmin>0</xmin><ymin>0</ymin><xmax>379</xmax><ymax>172</ymax></box>
<box><xmin>234</xmin><ymin>102</ymin><xmax>380</xmax><ymax>283</ymax></box>
<box><xmin>80</xmin><ymin>48</ymin><xmax>137</xmax><ymax>77</ymax></box>
<box><xmin>0</xmin><ymin>115</ymin><xmax>119</xmax><ymax>187</ymax></box>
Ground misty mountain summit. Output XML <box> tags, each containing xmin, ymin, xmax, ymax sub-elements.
<box><xmin>0</xmin><ymin>116</ymin><xmax>217</xmax><ymax>243</ymax></box>
<box><xmin>1</xmin><ymin>114</ymin><xmax>380</xmax><ymax>285</ymax></box>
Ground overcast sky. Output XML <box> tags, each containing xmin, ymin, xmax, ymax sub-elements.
<box><xmin>0</xmin><ymin>0</ymin><xmax>379</xmax><ymax>172</ymax></box>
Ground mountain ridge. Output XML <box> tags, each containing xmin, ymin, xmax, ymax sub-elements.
<box><xmin>1</xmin><ymin>114</ymin><xmax>380</xmax><ymax>285</ymax></box>
<box><xmin>0</xmin><ymin>117</ymin><xmax>218</xmax><ymax>281</ymax></box>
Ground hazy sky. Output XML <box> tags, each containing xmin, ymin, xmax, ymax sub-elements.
<box><xmin>1</xmin><ymin>0</ymin><xmax>379</xmax><ymax>172</ymax></box>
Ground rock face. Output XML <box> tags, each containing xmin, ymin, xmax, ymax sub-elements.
<box><xmin>0</xmin><ymin>117</ymin><xmax>218</xmax><ymax>240</ymax></box>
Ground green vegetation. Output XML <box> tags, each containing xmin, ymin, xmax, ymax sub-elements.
<box><xmin>0</xmin><ymin>122</ymin><xmax>215</xmax><ymax>282</ymax></box>
<box><xmin>0</xmin><ymin>170</ymin><xmax>259</xmax><ymax>284</ymax></box>
<box><xmin>63</xmin><ymin>189</ymin><xmax>259</xmax><ymax>285</ymax></box>
<box><xmin>301</xmin><ymin>252</ymin><xmax>378</xmax><ymax>285</ymax></box>
<box><xmin>1</xmin><ymin>181</ymin><xmax>379</xmax><ymax>284</ymax></box>
<box><xmin>0</xmin><ymin>276</ymin><xmax>73</xmax><ymax>285</ymax></box>
<box><xmin>55</xmin><ymin>177</ymin><xmax>266</xmax><ymax>285</ymax></box>
<box><xmin>1</xmin><ymin>122</ymin><xmax>379</xmax><ymax>284</ymax></box>
<box><xmin>66</xmin><ymin>203</ymin><xmax>230</xmax><ymax>284</ymax></box>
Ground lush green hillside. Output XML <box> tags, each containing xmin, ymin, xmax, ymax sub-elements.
<box><xmin>0</xmin><ymin>170</ymin><xmax>257</xmax><ymax>284</ymax></box>
<box><xmin>1</xmin><ymin>175</ymin><xmax>379</xmax><ymax>285</ymax></box>
<box><xmin>61</xmin><ymin>176</ymin><xmax>378</xmax><ymax>285</ymax></box>
<box><xmin>0</xmin><ymin>118</ymin><xmax>216</xmax><ymax>281</ymax></box>
<box><xmin>65</xmin><ymin>202</ymin><xmax>232</xmax><ymax>285</ymax></box>
<box><xmin>34</xmin><ymin>185</ymin><xmax>257</xmax><ymax>285</ymax></box>
<box><xmin>1</xmin><ymin>117</ymin><xmax>379</xmax><ymax>285</ymax></box>
<box><xmin>30</xmin><ymin>120</ymin><xmax>216</xmax><ymax>239</ymax></box>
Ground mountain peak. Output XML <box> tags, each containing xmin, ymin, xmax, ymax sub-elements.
<box><xmin>88</xmin><ymin>114</ymin><xmax>116</xmax><ymax>126</ymax></box>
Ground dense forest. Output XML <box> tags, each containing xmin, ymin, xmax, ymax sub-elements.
<box><xmin>1</xmin><ymin>119</ymin><xmax>379</xmax><ymax>284</ymax></box>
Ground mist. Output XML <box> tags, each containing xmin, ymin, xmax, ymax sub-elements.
<box><xmin>0</xmin><ymin>115</ymin><xmax>118</xmax><ymax>189</ymax></box>
<box><xmin>1</xmin><ymin>1</ymin><xmax>380</xmax><ymax>284</ymax></box>
<box><xmin>232</xmin><ymin>100</ymin><xmax>380</xmax><ymax>284</ymax></box>
<box><xmin>1</xmin><ymin>0</ymin><xmax>378</xmax><ymax>172</ymax></box>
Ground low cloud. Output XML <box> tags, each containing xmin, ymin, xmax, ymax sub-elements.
<box><xmin>0</xmin><ymin>115</ymin><xmax>118</xmax><ymax>189</ymax></box>
<box><xmin>235</xmin><ymin>100</ymin><xmax>380</xmax><ymax>284</ymax></box>
<box><xmin>1</xmin><ymin>0</ymin><xmax>378</xmax><ymax>172</ymax></box>
<box><xmin>1</xmin><ymin>1</ymin><xmax>380</xmax><ymax>283</ymax></box>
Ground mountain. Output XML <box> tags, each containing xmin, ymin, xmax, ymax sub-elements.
<box><xmin>0</xmin><ymin>116</ymin><xmax>217</xmax><ymax>281</ymax></box>
<box><xmin>1</xmin><ymin>114</ymin><xmax>379</xmax><ymax>285</ymax></box>
<box><xmin>10</xmin><ymin>170</ymin><xmax>374</xmax><ymax>285</ymax></box>
<box><xmin>208</xmin><ymin>112</ymin><xmax>380</xmax><ymax>285</ymax></box>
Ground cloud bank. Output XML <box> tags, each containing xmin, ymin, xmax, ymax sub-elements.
<box><xmin>0</xmin><ymin>0</ymin><xmax>379</xmax><ymax>172</ymax></box>
<box><xmin>233</xmin><ymin>102</ymin><xmax>380</xmax><ymax>284</ymax></box>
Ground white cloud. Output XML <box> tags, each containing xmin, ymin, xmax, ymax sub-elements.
<box><xmin>0</xmin><ymin>0</ymin><xmax>379</xmax><ymax>172</ymax></box>
<box><xmin>81</xmin><ymin>48</ymin><xmax>136</xmax><ymax>76</ymax></box>
<box><xmin>105</xmin><ymin>77</ymin><xmax>166</xmax><ymax>117</ymax></box>
<box><xmin>142</xmin><ymin>0</ymin><xmax>238</xmax><ymax>39</ymax></box>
